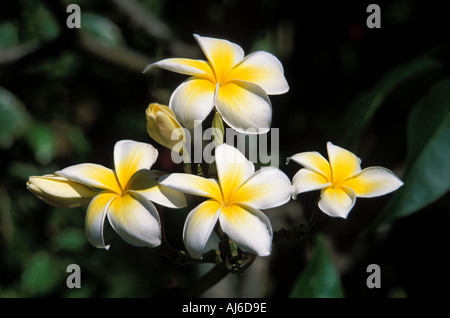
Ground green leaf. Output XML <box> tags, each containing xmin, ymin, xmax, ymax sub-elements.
<box><xmin>25</xmin><ymin>122</ymin><xmax>57</xmax><ymax>165</ymax></box>
<box><xmin>38</xmin><ymin>52</ymin><xmax>79</xmax><ymax>79</ymax></box>
<box><xmin>336</xmin><ymin>56</ymin><xmax>443</xmax><ymax>149</ymax></box>
<box><xmin>66</xmin><ymin>124</ymin><xmax>91</xmax><ymax>157</ymax></box>
<box><xmin>51</xmin><ymin>228</ymin><xmax>87</xmax><ymax>252</ymax></box>
<box><xmin>0</xmin><ymin>187</ymin><xmax>14</xmax><ymax>245</ymax></box>
<box><xmin>81</xmin><ymin>13</ymin><xmax>125</xmax><ymax>48</ymax></box>
<box><xmin>289</xmin><ymin>235</ymin><xmax>344</xmax><ymax>298</ymax></box>
<box><xmin>0</xmin><ymin>87</ymin><xmax>31</xmax><ymax>149</ymax></box>
<box><xmin>33</xmin><ymin>3</ymin><xmax>60</xmax><ymax>41</ymax></box>
<box><xmin>21</xmin><ymin>251</ymin><xmax>62</xmax><ymax>296</ymax></box>
<box><xmin>0</xmin><ymin>21</ymin><xmax>19</xmax><ymax>49</ymax></box>
<box><xmin>379</xmin><ymin>79</ymin><xmax>450</xmax><ymax>224</ymax></box>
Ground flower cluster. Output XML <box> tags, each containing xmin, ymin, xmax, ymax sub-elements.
<box><xmin>27</xmin><ymin>34</ymin><xmax>403</xmax><ymax>261</ymax></box>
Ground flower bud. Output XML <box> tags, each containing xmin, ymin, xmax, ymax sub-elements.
<box><xmin>211</xmin><ymin>112</ymin><xmax>224</xmax><ymax>146</ymax></box>
<box><xmin>27</xmin><ymin>175</ymin><xmax>97</xmax><ymax>208</ymax></box>
<box><xmin>146</xmin><ymin>103</ymin><xmax>186</xmax><ymax>150</ymax></box>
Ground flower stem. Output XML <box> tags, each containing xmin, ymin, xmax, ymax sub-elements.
<box><xmin>273</xmin><ymin>206</ymin><xmax>329</xmax><ymax>242</ymax></box>
<box><xmin>183</xmin><ymin>162</ymin><xmax>192</xmax><ymax>174</ymax></box>
<box><xmin>153</xmin><ymin>242</ymin><xmax>218</xmax><ymax>265</ymax></box>
<box><xmin>180</xmin><ymin>263</ymin><xmax>230</xmax><ymax>297</ymax></box>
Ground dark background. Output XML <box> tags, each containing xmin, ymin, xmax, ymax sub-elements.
<box><xmin>0</xmin><ymin>0</ymin><xmax>449</xmax><ymax>297</ymax></box>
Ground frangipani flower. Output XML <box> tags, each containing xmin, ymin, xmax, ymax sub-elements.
<box><xmin>160</xmin><ymin>143</ymin><xmax>294</xmax><ymax>259</ymax></box>
<box><xmin>288</xmin><ymin>142</ymin><xmax>403</xmax><ymax>219</ymax></box>
<box><xmin>27</xmin><ymin>140</ymin><xmax>187</xmax><ymax>249</ymax></box>
<box><xmin>144</xmin><ymin>34</ymin><xmax>289</xmax><ymax>133</ymax></box>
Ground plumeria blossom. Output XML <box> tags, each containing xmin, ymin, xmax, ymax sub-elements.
<box><xmin>27</xmin><ymin>140</ymin><xmax>186</xmax><ymax>249</ymax></box>
<box><xmin>159</xmin><ymin>143</ymin><xmax>294</xmax><ymax>259</ymax></box>
<box><xmin>288</xmin><ymin>142</ymin><xmax>403</xmax><ymax>219</ymax></box>
<box><xmin>144</xmin><ymin>34</ymin><xmax>289</xmax><ymax>133</ymax></box>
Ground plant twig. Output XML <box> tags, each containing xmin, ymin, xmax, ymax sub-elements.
<box><xmin>108</xmin><ymin>0</ymin><xmax>199</xmax><ymax>57</ymax></box>
<box><xmin>78</xmin><ymin>32</ymin><xmax>152</xmax><ymax>74</ymax></box>
<box><xmin>153</xmin><ymin>243</ymin><xmax>219</xmax><ymax>266</ymax></box>
<box><xmin>108</xmin><ymin>0</ymin><xmax>171</xmax><ymax>40</ymax></box>
<box><xmin>273</xmin><ymin>206</ymin><xmax>329</xmax><ymax>242</ymax></box>
<box><xmin>28</xmin><ymin>0</ymin><xmax>153</xmax><ymax>75</ymax></box>
<box><xmin>180</xmin><ymin>263</ymin><xmax>230</xmax><ymax>297</ymax></box>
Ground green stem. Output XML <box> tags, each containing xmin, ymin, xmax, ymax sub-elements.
<box><xmin>183</xmin><ymin>162</ymin><xmax>192</xmax><ymax>174</ymax></box>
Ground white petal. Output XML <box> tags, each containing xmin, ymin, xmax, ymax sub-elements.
<box><xmin>169</xmin><ymin>77</ymin><xmax>216</xmax><ymax>129</ymax></box>
<box><xmin>85</xmin><ymin>192</ymin><xmax>117</xmax><ymax>250</ymax></box>
<box><xmin>287</xmin><ymin>151</ymin><xmax>331</xmax><ymax>180</ymax></box>
<box><xmin>144</xmin><ymin>58</ymin><xmax>214</xmax><ymax>81</ymax></box>
<box><xmin>183</xmin><ymin>200</ymin><xmax>222</xmax><ymax>259</ymax></box>
<box><xmin>219</xmin><ymin>204</ymin><xmax>273</xmax><ymax>256</ymax></box>
<box><xmin>107</xmin><ymin>191</ymin><xmax>161</xmax><ymax>247</ymax></box>
<box><xmin>327</xmin><ymin>142</ymin><xmax>362</xmax><ymax>184</ymax></box>
<box><xmin>318</xmin><ymin>186</ymin><xmax>356</xmax><ymax>218</ymax></box>
<box><xmin>128</xmin><ymin>170</ymin><xmax>187</xmax><ymax>208</ymax></box>
<box><xmin>56</xmin><ymin>163</ymin><xmax>122</xmax><ymax>194</ymax></box>
<box><xmin>232</xmin><ymin>166</ymin><xmax>294</xmax><ymax>209</ymax></box>
<box><xmin>214</xmin><ymin>143</ymin><xmax>254</xmax><ymax>201</ymax></box>
<box><xmin>291</xmin><ymin>168</ymin><xmax>330</xmax><ymax>198</ymax></box>
<box><xmin>113</xmin><ymin>140</ymin><xmax>158</xmax><ymax>190</ymax></box>
<box><xmin>193</xmin><ymin>34</ymin><xmax>244</xmax><ymax>79</ymax></box>
<box><xmin>158</xmin><ymin>173</ymin><xmax>222</xmax><ymax>200</ymax></box>
<box><xmin>216</xmin><ymin>80</ymin><xmax>272</xmax><ymax>133</ymax></box>
<box><xmin>229</xmin><ymin>51</ymin><xmax>289</xmax><ymax>94</ymax></box>
<box><xmin>342</xmin><ymin>167</ymin><xmax>403</xmax><ymax>198</ymax></box>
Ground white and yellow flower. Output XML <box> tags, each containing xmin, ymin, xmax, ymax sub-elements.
<box><xmin>288</xmin><ymin>142</ymin><xmax>403</xmax><ymax>218</ymax></box>
<box><xmin>27</xmin><ymin>140</ymin><xmax>186</xmax><ymax>249</ymax></box>
<box><xmin>144</xmin><ymin>34</ymin><xmax>289</xmax><ymax>133</ymax></box>
<box><xmin>159</xmin><ymin>143</ymin><xmax>294</xmax><ymax>259</ymax></box>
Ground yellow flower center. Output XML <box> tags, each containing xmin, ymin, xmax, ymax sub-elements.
<box><xmin>329</xmin><ymin>175</ymin><xmax>341</xmax><ymax>188</ymax></box>
<box><xmin>220</xmin><ymin>192</ymin><xmax>233</xmax><ymax>208</ymax></box>
<box><xmin>212</xmin><ymin>60</ymin><xmax>234</xmax><ymax>88</ymax></box>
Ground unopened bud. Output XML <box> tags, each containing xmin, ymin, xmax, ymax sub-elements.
<box><xmin>211</xmin><ymin>112</ymin><xmax>224</xmax><ymax>146</ymax></box>
<box><xmin>146</xmin><ymin>103</ymin><xmax>186</xmax><ymax>150</ymax></box>
<box><xmin>27</xmin><ymin>175</ymin><xmax>97</xmax><ymax>208</ymax></box>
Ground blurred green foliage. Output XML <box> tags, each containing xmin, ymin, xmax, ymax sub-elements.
<box><xmin>380</xmin><ymin>79</ymin><xmax>450</xmax><ymax>224</ymax></box>
<box><xmin>289</xmin><ymin>234</ymin><xmax>344</xmax><ymax>298</ymax></box>
<box><xmin>0</xmin><ymin>0</ymin><xmax>449</xmax><ymax>298</ymax></box>
<box><xmin>0</xmin><ymin>86</ymin><xmax>31</xmax><ymax>149</ymax></box>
